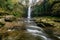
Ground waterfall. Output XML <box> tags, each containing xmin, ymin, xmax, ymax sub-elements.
<box><xmin>27</xmin><ymin>1</ymin><xmax>52</xmax><ymax>40</ymax></box>
<box><xmin>27</xmin><ymin>0</ymin><xmax>32</xmax><ymax>22</ymax></box>
<box><xmin>26</xmin><ymin>21</ymin><xmax>52</xmax><ymax>40</ymax></box>
<box><xmin>27</xmin><ymin>3</ymin><xmax>31</xmax><ymax>19</ymax></box>
<box><xmin>27</xmin><ymin>0</ymin><xmax>43</xmax><ymax>22</ymax></box>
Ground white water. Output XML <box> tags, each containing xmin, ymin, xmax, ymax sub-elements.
<box><xmin>27</xmin><ymin>5</ymin><xmax>31</xmax><ymax>19</ymax></box>
<box><xmin>26</xmin><ymin>21</ymin><xmax>52</xmax><ymax>40</ymax></box>
<box><xmin>27</xmin><ymin>0</ymin><xmax>40</xmax><ymax>22</ymax></box>
<box><xmin>27</xmin><ymin>0</ymin><xmax>32</xmax><ymax>22</ymax></box>
<box><xmin>27</xmin><ymin>0</ymin><xmax>52</xmax><ymax>40</ymax></box>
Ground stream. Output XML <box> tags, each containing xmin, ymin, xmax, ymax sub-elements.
<box><xmin>25</xmin><ymin>21</ymin><xmax>53</xmax><ymax>40</ymax></box>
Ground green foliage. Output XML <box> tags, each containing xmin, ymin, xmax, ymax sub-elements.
<box><xmin>52</xmin><ymin>3</ymin><xmax>60</xmax><ymax>13</ymax></box>
<box><xmin>0</xmin><ymin>0</ymin><xmax>60</xmax><ymax>17</ymax></box>
<box><xmin>10</xmin><ymin>3</ymin><xmax>26</xmax><ymax>17</ymax></box>
<box><xmin>51</xmin><ymin>3</ymin><xmax>60</xmax><ymax>16</ymax></box>
<box><xmin>0</xmin><ymin>0</ymin><xmax>26</xmax><ymax>17</ymax></box>
<box><xmin>32</xmin><ymin>0</ymin><xmax>60</xmax><ymax>17</ymax></box>
<box><xmin>0</xmin><ymin>0</ymin><xmax>6</xmax><ymax>7</ymax></box>
<box><xmin>32</xmin><ymin>4</ymin><xmax>44</xmax><ymax>17</ymax></box>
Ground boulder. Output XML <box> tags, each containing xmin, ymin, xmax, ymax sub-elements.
<box><xmin>4</xmin><ymin>15</ymin><xmax>16</xmax><ymax>22</ymax></box>
<box><xmin>4</xmin><ymin>21</ymin><xmax>26</xmax><ymax>30</ymax></box>
<box><xmin>0</xmin><ymin>18</ymin><xmax>5</xmax><ymax>27</ymax></box>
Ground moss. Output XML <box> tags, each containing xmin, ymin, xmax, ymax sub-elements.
<box><xmin>0</xmin><ymin>22</ymin><xmax>5</xmax><ymax>28</ymax></box>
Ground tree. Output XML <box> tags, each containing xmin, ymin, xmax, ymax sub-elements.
<box><xmin>51</xmin><ymin>2</ymin><xmax>60</xmax><ymax>16</ymax></box>
<box><xmin>32</xmin><ymin>0</ymin><xmax>60</xmax><ymax>17</ymax></box>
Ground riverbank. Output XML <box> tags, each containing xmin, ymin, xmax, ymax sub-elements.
<box><xmin>34</xmin><ymin>16</ymin><xmax>60</xmax><ymax>40</ymax></box>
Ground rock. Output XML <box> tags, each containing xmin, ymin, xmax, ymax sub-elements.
<box><xmin>0</xmin><ymin>18</ymin><xmax>5</xmax><ymax>23</ymax></box>
<box><xmin>0</xmin><ymin>22</ymin><xmax>5</xmax><ymax>28</ymax></box>
<box><xmin>53</xmin><ymin>19</ymin><xmax>60</xmax><ymax>22</ymax></box>
<box><xmin>0</xmin><ymin>18</ymin><xmax>5</xmax><ymax>27</ymax></box>
<box><xmin>53</xmin><ymin>26</ymin><xmax>60</xmax><ymax>36</ymax></box>
<box><xmin>4</xmin><ymin>21</ymin><xmax>26</xmax><ymax>30</ymax></box>
<box><xmin>4</xmin><ymin>15</ymin><xmax>16</xmax><ymax>22</ymax></box>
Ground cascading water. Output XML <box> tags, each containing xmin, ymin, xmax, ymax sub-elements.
<box><xmin>27</xmin><ymin>5</ymin><xmax>31</xmax><ymax>19</ymax></box>
<box><xmin>26</xmin><ymin>0</ymin><xmax>52</xmax><ymax>40</ymax></box>
<box><xmin>27</xmin><ymin>0</ymin><xmax>32</xmax><ymax>22</ymax></box>
<box><xmin>26</xmin><ymin>21</ymin><xmax>52</xmax><ymax>40</ymax></box>
<box><xmin>18</xmin><ymin>0</ymin><xmax>53</xmax><ymax>40</ymax></box>
<box><xmin>27</xmin><ymin>0</ymin><xmax>43</xmax><ymax>22</ymax></box>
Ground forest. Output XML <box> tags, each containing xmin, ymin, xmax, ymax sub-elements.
<box><xmin>0</xmin><ymin>0</ymin><xmax>60</xmax><ymax>17</ymax></box>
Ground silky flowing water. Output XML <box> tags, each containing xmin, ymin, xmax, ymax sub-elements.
<box><xmin>25</xmin><ymin>21</ymin><xmax>52</xmax><ymax>40</ymax></box>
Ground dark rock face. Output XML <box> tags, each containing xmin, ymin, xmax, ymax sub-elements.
<box><xmin>53</xmin><ymin>19</ymin><xmax>60</xmax><ymax>22</ymax></box>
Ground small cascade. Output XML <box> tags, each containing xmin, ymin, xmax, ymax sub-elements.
<box><xmin>27</xmin><ymin>0</ymin><xmax>32</xmax><ymax>22</ymax></box>
<box><xmin>26</xmin><ymin>21</ymin><xmax>52</xmax><ymax>40</ymax></box>
<box><xmin>26</xmin><ymin>0</ymin><xmax>52</xmax><ymax>39</ymax></box>
<box><xmin>27</xmin><ymin>0</ymin><xmax>40</xmax><ymax>22</ymax></box>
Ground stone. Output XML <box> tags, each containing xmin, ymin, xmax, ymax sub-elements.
<box><xmin>4</xmin><ymin>15</ymin><xmax>16</xmax><ymax>22</ymax></box>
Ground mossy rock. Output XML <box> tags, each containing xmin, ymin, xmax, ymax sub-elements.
<box><xmin>0</xmin><ymin>18</ymin><xmax>5</xmax><ymax>28</ymax></box>
<box><xmin>4</xmin><ymin>21</ymin><xmax>26</xmax><ymax>31</ymax></box>
<box><xmin>0</xmin><ymin>22</ymin><xmax>5</xmax><ymax>28</ymax></box>
<box><xmin>4</xmin><ymin>15</ymin><xmax>16</xmax><ymax>22</ymax></box>
<box><xmin>1</xmin><ymin>30</ymin><xmax>41</xmax><ymax>40</ymax></box>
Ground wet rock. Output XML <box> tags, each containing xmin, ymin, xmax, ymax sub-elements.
<box><xmin>53</xmin><ymin>19</ymin><xmax>60</xmax><ymax>22</ymax></box>
<box><xmin>53</xmin><ymin>27</ymin><xmax>60</xmax><ymax>36</ymax></box>
<box><xmin>42</xmin><ymin>22</ymin><xmax>54</xmax><ymax>27</ymax></box>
